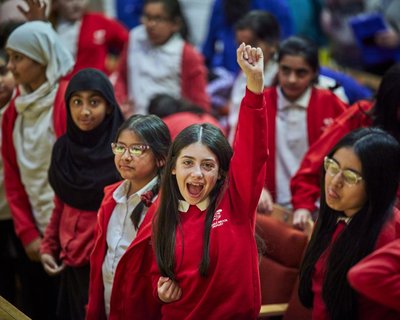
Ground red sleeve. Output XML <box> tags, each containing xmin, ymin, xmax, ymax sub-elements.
<box><xmin>40</xmin><ymin>196</ymin><xmax>63</xmax><ymax>257</ymax></box>
<box><xmin>53</xmin><ymin>80</ymin><xmax>68</xmax><ymax>137</ymax></box>
<box><xmin>1</xmin><ymin>100</ymin><xmax>39</xmax><ymax>246</ymax></box>
<box><xmin>104</xmin><ymin>16</ymin><xmax>129</xmax><ymax>54</ymax></box>
<box><xmin>181</xmin><ymin>43</ymin><xmax>210</xmax><ymax>112</ymax></box>
<box><xmin>290</xmin><ymin>101</ymin><xmax>373</xmax><ymax>212</ymax></box>
<box><xmin>229</xmin><ymin>88</ymin><xmax>268</xmax><ymax>224</ymax></box>
<box><xmin>348</xmin><ymin>239</ymin><xmax>400</xmax><ymax>312</ymax></box>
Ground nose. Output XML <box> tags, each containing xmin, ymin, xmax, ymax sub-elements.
<box><xmin>288</xmin><ymin>71</ymin><xmax>297</xmax><ymax>83</ymax></box>
<box><xmin>7</xmin><ymin>60</ymin><xmax>14</xmax><ymax>72</ymax></box>
<box><xmin>191</xmin><ymin>164</ymin><xmax>203</xmax><ymax>178</ymax></box>
<box><xmin>330</xmin><ymin>171</ymin><xmax>344</xmax><ymax>187</ymax></box>
<box><xmin>121</xmin><ymin>148</ymin><xmax>132</xmax><ymax>160</ymax></box>
<box><xmin>81</xmin><ymin>105</ymin><xmax>91</xmax><ymax>116</ymax></box>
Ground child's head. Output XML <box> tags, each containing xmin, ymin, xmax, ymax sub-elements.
<box><xmin>322</xmin><ymin>127</ymin><xmax>400</xmax><ymax>218</ymax></box>
<box><xmin>235</xmin><ymin>10</ymin><xmax>280</xmax><ymax>65</ymax></box>
<box><xmin>52</xmin><ymin>0</ymin><xmax>87</xmax><ymax>22</ymax></box>
<box><xmin>165</xmin><ymin>123</ymin><xmax>233</xmax><ymax>205</ymax></box>
<box><xmin>372</xmin><ymin>63</ymin><xmax>400</xmax><ymax>142</ymax></box>
<box><xmin>300</xmin><ymin>127</ymin><xmax>400</xmax><ymax>319</ymax></box>
<box><xmin>112</xmin><ymin>114</ymin><xmax>171</xmax><ymax>189</ymax></box>
<box><xmin>65</xmin><ymin>68</ymin><xmax>119</xmax><ymax>132</ymax></box>
<box><xmin>0</xmin><ymin>50</ymin><xmax>15</xmax><ymax>108</ymax></box>
<box><xmin>6</xmin><ymin>21</ymin><xmax>73</xmax><ymax>89</ymax></box>
<box><xmin>277</xmin><ymin>36</ymin><xmax>319</xmax><ymax>101</ymax></box>
<box><xmin>141</xmin><ymin>0</ymin><xmax>186</xmax><ymax>45</ymax></box>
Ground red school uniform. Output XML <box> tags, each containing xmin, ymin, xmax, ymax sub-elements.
<box><xmin>312</xmin><ymin>209</ymin><xmax>400</xmax><ymax>320</ymax></box>
<box><xmin>40</xmin><ymin>196</ymin><xmax>97</xmax><ymax>267</ymax></box>
<box><xmin>1</xmin><ymin>81</ymin><xmax>68</xmax><ymax>246</ymax></box>
<box><xmin>86</xmin><ymin>181</ymin><xmax>161</xmax><ymax>320</ymax></box>
<box><xmin>264</xmin><ymin>86</ymin><xmax>347</xmax><ymax>201</ymax></box>
<box><xmin>66</xmin><ymin>13</ymin><xmax>129</xmax><ymax>78</ymax></box>
<box><xmin>290</xmin><ymin>100</ymin><xmax>373</xmax><ymax>213</ymax></box>
<box><xmin>348</xmin><ymin>238</ymin><xmax>400</xmax><ymax>313</ymax></box>
<box><xmin>152</xmin><ymin>89</ymin><xmax>268</xmax><ymax>319</ymax></box>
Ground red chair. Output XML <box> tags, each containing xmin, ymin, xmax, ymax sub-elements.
<box><xmin>256</xmin><ymin>213</ymin><xmax>311</xmax><ymax>320</ymax></box>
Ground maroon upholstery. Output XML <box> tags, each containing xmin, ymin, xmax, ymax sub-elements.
<box><xmin>256</xmin><ymin>214</ymin><xmax>310</xmax><ymax>319</ymax></box>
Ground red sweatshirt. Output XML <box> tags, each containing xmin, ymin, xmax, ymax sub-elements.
<box><xmin>348</xmin><ymin>238</ymin><xmax>400</xmax><ymax>313</ymax></box>
<box><xmin>152</xmin><ymin>88</ymin><xmax>268</xmax><ymax>319</ymax></box>
<box><xmin>1</xmin><ymin>81</ymin><xmax>68</xmax><ymax>245</ymax></box>
<box><xmin>40</xmin><ymin>196</ymin><xmax>97</xmax><ymax>267</ymax></box>
<box><xmin>66</xmin><ymin>13</ymin><xmax>128</xmax><ymax>78</ymax></box>
<box><xmin>290</xmin><ymin>100</ymin><xmax>373</xmax><ymax>212</ymax></box>
<box><xmin>312</xmin><ymin>209</ymin><xmax>400</xmax><ymax>319</ymax></box>
<box><xmin>264</xmin><ymin>87</ymin><xmax>347</xmax><ymax>201</ymax></box>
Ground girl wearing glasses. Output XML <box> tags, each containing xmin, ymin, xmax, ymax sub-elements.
<box><xmin>299</xmin><ymin>127</ymin><xmax>400</xmax><ymax>320</ymax></box>
<box><xmin>40</xmin><ymin>68</ymin><xmax>124</xmax><ymax>320</ymax></box>
<box><xmin>86</xmin><ymin>114</ymin><xmax>171</xmax><ymax>320</ymax></box>
<box><xmin>291</xmin><ymin>64</ymin><xmax>400</xmax><ymax>230</ymax></box>
<box><xmin>115</xmin><ymin>0</ymin><xmax>210</xmax><ymax>117</ymax></box>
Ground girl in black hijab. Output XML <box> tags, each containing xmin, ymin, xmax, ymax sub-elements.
<box><xmin>40</xmin><ymin>68</ymin><xmax>124</xmax><ymax>320</ymax></box>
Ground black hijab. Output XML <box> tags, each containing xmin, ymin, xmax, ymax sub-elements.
<box><xmin>48</xmin><ymin>68</ymin><xmax>124</xmax><ymax>211</ymax></box>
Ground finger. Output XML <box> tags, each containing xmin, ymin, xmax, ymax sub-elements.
<box><xmin>17</xmin><ymin>5</ymin><xmax>29</xmax><ymax>16</ymax></box>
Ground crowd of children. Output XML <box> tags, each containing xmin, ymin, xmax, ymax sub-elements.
<box><xmin>0</xmin><ymin>0</ymin><xmax>400</xmax><ymax>320</ymax></box>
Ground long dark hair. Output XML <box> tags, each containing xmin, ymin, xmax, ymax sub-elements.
<box><xmin>299</xmin><ymin>127</ymin><xmax>400</xmax><ymax>320</ymax></box>
<box><xmin>154</xmin><ymin>123</ymin><xmax>233</xmax><ymax>279</ymax></box>
<box><xmin>371</xmin><ymin>63</ymin><xmax>400</xmax><ymax>142</ymax></box>
<box><xmin>223</xmin><ymin>0</ymin><xmax>250</xmax><ymax>25</ymax></box>
<box><xmin>115</xmin><ymin>114</ymin><xmax>171</xmax><ymax>229</ymax></box>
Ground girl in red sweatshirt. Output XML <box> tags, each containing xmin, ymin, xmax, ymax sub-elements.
<box><xmin>299</xmin><ymin>127</ymin><xmax>400</xmax><ymax>320</ymax></box>
<box><xmin>152</xmin><ymin>42</ymin><xmax>267</xmax><ymax>319</ymax></box>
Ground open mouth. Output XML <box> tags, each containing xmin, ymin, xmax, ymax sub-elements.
<box><xmin>187</xmin><ymin>183</ymin><xmax>204</xmax><ymax>198</ymax></box>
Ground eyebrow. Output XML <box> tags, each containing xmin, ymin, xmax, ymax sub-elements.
<box><xmin>180</xmin><ymin>155</ymin><xmax>217</xmax><ymax>162</ymax></box>
<box><xmin>331</xmin><ymin>157</ymin><xmax>362</xmax><ymax>175</ymax></box>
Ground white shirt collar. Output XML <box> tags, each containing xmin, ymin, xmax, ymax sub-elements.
<box><xmin>178</xmin><ymin>198</ymin><xmax>210</xmax><ymax>212</ymax></box>
<box><xmin>277</xmin><ymin>85</ymin><xmax>312</xmax><ymax>110</ymax></box>
<box><xmin>113</xmin><ymin>176</ymin><xmax>158</xmax><ymax>204</ymax></box>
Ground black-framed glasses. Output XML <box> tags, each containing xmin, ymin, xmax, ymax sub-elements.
<box><xmin>324</xmin><ymin>156</ymin><xmax>363</xmax><ymax>186</ymax></box>
<box><xmin>111</xmin><ymin>142</ymin><xmax>150</xmax><ymax>157</ymax></box>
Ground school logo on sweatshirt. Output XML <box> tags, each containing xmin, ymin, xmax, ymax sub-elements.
<box><xmin>93</xmin><ymin>30</ymin><xmax>106</xmax><ymax>45</ymax></box>
<box><xmin>212</xmin><ymin>209</ymin><xmax>228</xmax><ymax>228</ymax></box>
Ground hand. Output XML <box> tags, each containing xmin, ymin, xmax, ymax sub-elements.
<box><xmin>293</xmin><ymin>208</ymin><xmax>312</xmax><ymax>231</ymax></box>
<box><xmin>18</xmin><ymin>0</ymin><xmax>47</xmax><ymax>21</ymax></box>
<box><xmin>41</xmin><ymin>253</ymin><xmax>65</xmax><ymax>276</ymax></box>
<box><xmin>375</xmin><ymin>28</ymin><xmax>400</xmax><ymax>48</ymax></box>
<box><xmin>157</xmin><ymin>277</ymin><xmax>182</xmax><ymax>303</ymax></box>
<box><xmin>257</xmin><ymin>188</ymin><xmax>273</xmax><ymax>214</ymax></box>
<box><xmin>24</xmin><ymin>237</ymin><xmax>42</xmax><ymax>262</ymax></box>
<box><xmin>236</xmin><ymin>43</ymin><xmax>264</xmax><ymax>94</ymax></box>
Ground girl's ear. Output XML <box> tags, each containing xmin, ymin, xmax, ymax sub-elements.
<box><xmin>172</xmin><ymin>167</ymin><xmax>176</xmax><ymax>175</ymax></box>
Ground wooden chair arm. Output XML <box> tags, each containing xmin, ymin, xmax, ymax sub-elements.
<box><xmin>0</xmin><ymin>296</ymin><xmax>31</xmax><ymax>320</ymax></box>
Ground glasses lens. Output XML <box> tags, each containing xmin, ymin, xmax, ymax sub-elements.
<box><xmin>129</xmin><ymin>147</ymin><xmax>144</xmax><ymax>157</ymax></box>
<box><xmin>112</xmin><ymin>143</ymin><xmax>125</xmax><ymax>154</ymax></box>
<box><xmin>324</xmin><ymin>158</ymin><xmax>340</xmax><ymax>176</ymax></box>
<box><xmin>342</xmin><ymin>170</ymin><xmax>359</xmax><ymax>185</ymax></box>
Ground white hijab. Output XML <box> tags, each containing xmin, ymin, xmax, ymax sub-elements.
<box><xmin>6</xmin><ymin>20</ymin><xmax>74</xmax><ymax>87</ymax></box>
<box><xmin>5</xmin><ymin>21</ymin><xmax>74</xmax><ymax>233</ymax></box>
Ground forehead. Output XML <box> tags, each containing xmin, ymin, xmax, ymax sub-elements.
<box><xmin>178</xmin><ymin>142</ymin><xmax>218</xmax><ymax>161</ymax></box>
<box><xmin>117</xmin><ymin>129</ymin><xmax>144</xmax><ymax>144</ymax></box>
<box><xmin>332</xmin><ymin>147</ymin><xmax>362</xmax><ymax>172</ymax></box>
<box><xmin>70</xmin><ymin>90</ymin><xmax>103</xmax><ymax>97</ymax></box>
<box><xmin>279</xmin><ymin>55</ymin><xmax>312</xmax><ymax>71</ymax></box>
<box><xmin>143</xmin><ymin>2</ymin><xmax>168</xmax><ymax>15</ymax></box>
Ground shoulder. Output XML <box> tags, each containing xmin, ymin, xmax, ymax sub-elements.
<box><xmin>104</xmin><ymin>181</ymin><xmax>123</xmax><ymax>197</ymax></box>
<box><xmin>182</xmin><ymin>43</ymin><xmax>203</xmax><ymax>61</ymax></box>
